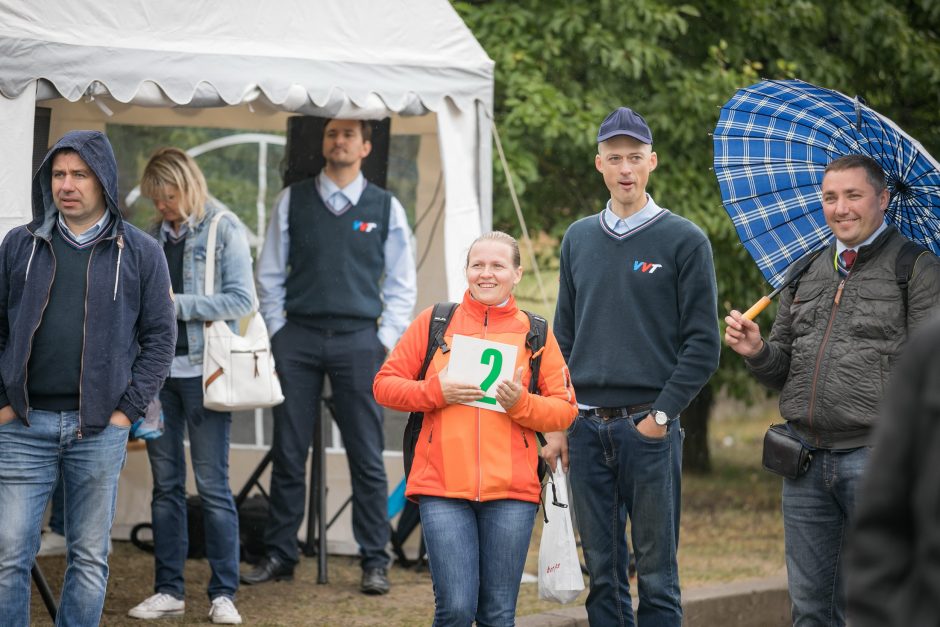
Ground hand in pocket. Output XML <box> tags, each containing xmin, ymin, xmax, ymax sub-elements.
<box><xmin>109</xmin><ymin>410</ymin><xmax>132</xmax><ymax>427</ymax></box>
<box><xmin>0</xmin><ymin>404</ymin><xmax>16</xmax><ymax>425</ymax></box>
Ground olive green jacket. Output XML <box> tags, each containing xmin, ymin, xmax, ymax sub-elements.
<box><xmin>746</xmin><ymin>227</ymin><xmax>940</xmax><ymax>449</ymax></box>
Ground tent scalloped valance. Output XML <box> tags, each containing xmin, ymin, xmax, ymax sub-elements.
<box><xmin>0</xmin><ymin>37</ymin><xmax>493</xmax><ymax>115</ymax></box>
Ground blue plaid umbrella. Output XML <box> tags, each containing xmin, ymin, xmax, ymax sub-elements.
<box><xmin>713</xmin><ymin>78</ymin><xmax>940</xmax><ymax>299</ymax></box>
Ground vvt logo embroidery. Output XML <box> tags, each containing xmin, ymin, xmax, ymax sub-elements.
<box><xmin>352</xmin><ymin>221</ymin><xmax>378</xmax><ymax>233</ymax></box>
<box><xmin>633</xmin><ymin>260</ymin><xmax>663</xmax><ymax>273</ymax></box>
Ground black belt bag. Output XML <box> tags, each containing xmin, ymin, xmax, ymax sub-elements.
<box><xmin>762</xmin><ymin>424</ymin><xmax>813</xmax><ymax>479</ymax></box>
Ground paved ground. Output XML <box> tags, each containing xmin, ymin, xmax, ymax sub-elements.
<box><xmin>520</xmin><ymin>571</ymin><xmax>790</xmax><ymax>627</ymax></box>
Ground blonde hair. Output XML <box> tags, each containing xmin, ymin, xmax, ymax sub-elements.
<box><xmin>466</xmin><ymin>231</ymin><xmax>521</xmax><ymax>268</ymax></box>
<box><xmin>140</xmin><ymin>147</ymin><xmax>209</xmax><ymax>223</ymax></box>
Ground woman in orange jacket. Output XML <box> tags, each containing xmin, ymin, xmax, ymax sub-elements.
<box><xmin>374</xmin><ymin>231</ymin><xmax>577</xmax><ymax>626</ymax></box>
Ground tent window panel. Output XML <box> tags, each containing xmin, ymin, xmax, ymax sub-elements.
<box><xmin>386</xmin><ymin>134</ymin><xmax>420</xmax><ymax>227</ymax></box>
<box><xmin>106</xmin><ymin>123</ymin><xmax>287</xmax><ymax>256</ymax></box>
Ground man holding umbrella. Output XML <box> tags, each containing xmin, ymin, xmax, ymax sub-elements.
<box><xmin>725</xmin><ymin>154</ymin><xmax>940</xmax><ymax>625</ymax></box>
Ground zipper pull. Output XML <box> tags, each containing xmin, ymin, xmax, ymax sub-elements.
<box><xmin>483</xmin><ymin>309</ymin><xmax>489</xmax><ymax>327</ymax></box>
<box><xmin>834</xmin><ymin>279</ymin><xmax>845</xmax><ymax>305</ymax></box>
<box><xmin>522</xmin><ymin>431</ymin><xmax>529</xmax><ymax>448</ymax></box>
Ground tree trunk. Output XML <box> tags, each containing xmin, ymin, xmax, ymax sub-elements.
<box><xmin>682</xmin><ymin>384</ymin><xmax>714</xmax><ymax>475</ymax></box>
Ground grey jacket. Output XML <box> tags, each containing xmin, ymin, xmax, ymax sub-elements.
<box><xmin>746</xmin><ymin>227</ymin><xmax>940</xmax><ymax>449</ymax></box>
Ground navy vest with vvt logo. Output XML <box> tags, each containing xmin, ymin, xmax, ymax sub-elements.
<box><xmin>285</xmin><ymin>177</ymin><xmax>391</xmax><ymax>332</ymax></box>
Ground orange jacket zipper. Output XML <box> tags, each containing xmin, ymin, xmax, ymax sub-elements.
<box><xmin>476</xmin><ymin>306</ymin><xmax>492</xmax><ymax>501</ymax></box>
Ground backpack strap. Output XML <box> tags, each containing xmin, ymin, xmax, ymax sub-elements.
<box><xmin>896</xmin><ymin>240</ymin><xmax>928</xmax><ymax>326</ymax></box>
<box><xmin>523</xmin><ymin>311</ymin><xmax>548</xmax><ymax>395</ymax></box>
<box><xmin>417</xmin><ymin>302</ymin><xmax>459</xmax><ymax>381</ymax></box>
<box><xmin>522</xmin><ymin>310</ymin><xmax>549</xmax><ymax>448</ymax></box>
<box><xmin>786</xmin><ymin>248</ymin><xmax>826</xmax><ymax>297</ymax></box>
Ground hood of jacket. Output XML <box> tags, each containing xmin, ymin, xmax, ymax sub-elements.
<box><xmin>30</xmin><ymin>130</ymin><xmax>122</xmax><ymax>239</ymax></box>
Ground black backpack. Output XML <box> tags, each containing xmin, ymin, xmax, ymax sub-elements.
<box><xmin>787</xmin><ymin>240</ymin><xmax>927</xmax><ymax>321</ymax></box>
<box><xmin>401</xmin><ymin>302</ymin><xmax>550</xmax><ymax>481</ymax></box>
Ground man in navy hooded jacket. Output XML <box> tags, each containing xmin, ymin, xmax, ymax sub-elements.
<box><xmin>0</xmin><ymin>130</ymin><xmax>176</xmax><ymax>625</ymax></box>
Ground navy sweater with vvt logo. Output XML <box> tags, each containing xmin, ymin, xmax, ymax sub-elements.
<box><xmin>285</xmin><ymin>178</ymin><xmax>391</xmax><ymax>332</ymax></box>
<box><xmin>553</xmin><ymin>206</ymin><xmax>720</xmax><ymax>419</ymax></box>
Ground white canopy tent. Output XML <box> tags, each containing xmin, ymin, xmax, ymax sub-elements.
<box><xmin>0</xmin><ymin>0</ymin><xmax>493</xmax><ymax>298</ymax></box>
<box><xmin>0</xmin><ymin>0</ymin><xmax>494</xmax><ymax>552</ymax></box>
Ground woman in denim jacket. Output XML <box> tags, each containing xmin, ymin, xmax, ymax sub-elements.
<box><xmin>128</xmin><ymin>148</ymin><xmax>254</xmax><ymax>625</ymax></box>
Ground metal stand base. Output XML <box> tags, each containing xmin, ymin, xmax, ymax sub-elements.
<box><xmin>32</xmin><ymin>562</ymin><xmax>57</xmax><ymax>621</ymax></box>
<box><xmin>236</xmin><ymin>397</ymin><xmax>336</xmax><ymax>583</ymax></box>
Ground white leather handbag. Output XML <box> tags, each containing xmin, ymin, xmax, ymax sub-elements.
<box><xmin>201</xmin><ymin>211</ymin><xmax>284</xmax><ymax>412</ymax></box>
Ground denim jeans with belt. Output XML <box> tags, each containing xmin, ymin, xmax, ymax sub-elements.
<box><xmin>782</xmin><ymin>446</ymin><xmax>869</xmax><ymax>627</ymax></box>
<box><xmin>419</xmin><ymin>496</ymin><xmax>537</xmax><ymax>627</ymax></box>
<box><xmin>568</xmin><ymin>409</ymin><xmax>683</xmax><ymax>627</ymax></box>
<box><xmin>146</xmin><ymin>376</ymin><xmax>240</xmax><ymax>601</ymax></box>
<box><xmin>265</xmin><ymin>322</ymin><xmax>390</xmax><ymax>569</ymax></box>
<box><xmin>0</xmin><ymin>409</ymin><xmax>128</xmax><ymax>627</ymax></box>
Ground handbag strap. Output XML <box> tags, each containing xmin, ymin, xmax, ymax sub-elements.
<box><xmin>202</xmin><ymin>210</ymin><xmax>259</xmax><ymax>311</ymax></box>
<box><xmin>203</xmin><ymin>210</ymin><xmax>229</xmax><ymax>297</ymax></box>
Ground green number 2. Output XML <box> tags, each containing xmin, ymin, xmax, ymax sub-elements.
<box><xmin>477</xmin><ymin>348</ymin><xmax>502</xmax><ymax>405</ymax></box>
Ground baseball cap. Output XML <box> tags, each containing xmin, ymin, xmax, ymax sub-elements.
<box><xmin>597</xmin><ymin>107</ymin><xmax>653</xmax><ymax>144</ymax></box>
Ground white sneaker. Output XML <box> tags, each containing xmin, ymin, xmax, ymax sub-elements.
<box><xmin>37</xmin><ymin>531</ymin><xmax>67</xmax><ymax>557</ymax></box>
<box><xmin>127</xmin><ymin>593</ymin><xmax>185</xmax><ymax>619</ymax></box>
<box><xmin>209</xmin><ymin>596</ymin><xmax>242</xmax><ymax>625</ymax></box>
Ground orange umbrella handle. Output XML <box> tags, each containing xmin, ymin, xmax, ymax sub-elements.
<box><xmin>742</xmin><ymin>296</ymin><xmax>772</xmax><ymax>320</ymax></box>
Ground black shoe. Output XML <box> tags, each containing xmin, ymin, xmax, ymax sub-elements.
<box><xmin>360</xmin><ymin>567</ymin><xmax>390</xmax><ymax>595</ymax></box>
<box><xmin>240</xmin><ymin>555</ymin><xmax>294</xmax><ymax>585</ymax></box>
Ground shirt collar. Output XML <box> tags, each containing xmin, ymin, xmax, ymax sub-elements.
<box><xmin>602</xmin><ymin>195</ymin><xmax>662</xmax><ymax>233</ymax></box>
<box><xmin>160</xmin><ymin>219</ymin><xmax>191</xmax><ymax>241</ymax></box>
<box><xmin>317</xmin><ymin>170</ymin><xmax>366</xmax><ymax>207</ymax></box>
<box><xmin>835</xmin><ymin>220</ymin><xmax>888</xmax><ymax>256</ymax></box>
<box><xmin>57</xmin><ymin>210</ymin><xmax>111</xmax><ymax>245</ymax></box>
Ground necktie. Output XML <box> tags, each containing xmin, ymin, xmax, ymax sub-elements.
<box><xmin>839</xmin><ymin>249</ymin><xmax>857</xmax><ymax>275</ymax></box>
<box><xmin>328</xmin><ymin>192</ymin><xmax>352</xmax><ymax>215</ymax></box>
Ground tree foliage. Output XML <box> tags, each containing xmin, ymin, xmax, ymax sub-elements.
<box><xmin>455</xmin><ymin>0</ymin><xmax>940</xmax><ymax>403</ymax></box>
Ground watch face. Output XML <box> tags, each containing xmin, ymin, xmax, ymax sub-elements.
<box><xmin>654</xmin><ymin>411</ymin><xmax>668</xmax><ymax>426</ymax></box>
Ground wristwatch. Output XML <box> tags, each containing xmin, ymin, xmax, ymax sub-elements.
<box><xmin>651</xmin><ymin>410</ymin><xmax>669</xmax><ymax>426</ymax></box>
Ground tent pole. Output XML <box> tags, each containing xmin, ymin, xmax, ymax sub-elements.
<box><xmin>490</xmin><ymin>122</ymin><xmax>549</xmax><ymax>310</ymax></box>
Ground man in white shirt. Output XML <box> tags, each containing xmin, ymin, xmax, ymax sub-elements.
<box><xmin>246</xmin><ymin>119</ymin><xmax>417</xmax><ymax>595</ymax></box>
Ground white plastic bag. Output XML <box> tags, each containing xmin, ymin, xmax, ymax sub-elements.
<box><xmin>538</xmin><ymin>462</ymin><xmax>585</xmax><ymax>604</ymax></box>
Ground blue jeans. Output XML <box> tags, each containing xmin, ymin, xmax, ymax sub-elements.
<box><xmin>568</xmin><ymin>410</ymin><xmax>683</xmax><ymax>627</ymax></box>
<box><xmin>146</xmin><ymin>376</ymin><xmax>240</xmax><ymax>600</ymax></box>
<box><xmin>266</xmin><ymin>323</ymin><xmax>390</xmax><ymax>569</ymax></box>
<box><xmin>783</xmin><ymin>446</ymin><xmax>869</xmax><ymax>627</ymax></box>
<box><xmin>0</xmin><ymin>409</ymin><xmax>128</xmax><ymax>627</ymax></box>
<box><xmin>419</xmin><ymin>496</ymin><xmax>537</xmax><ymax>626</ymax></box>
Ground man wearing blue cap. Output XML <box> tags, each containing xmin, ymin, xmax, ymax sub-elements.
<box><xmin>542</xmin><ymin>107</ymin><xmax>720</xmax><ymax>625</ymax></box>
